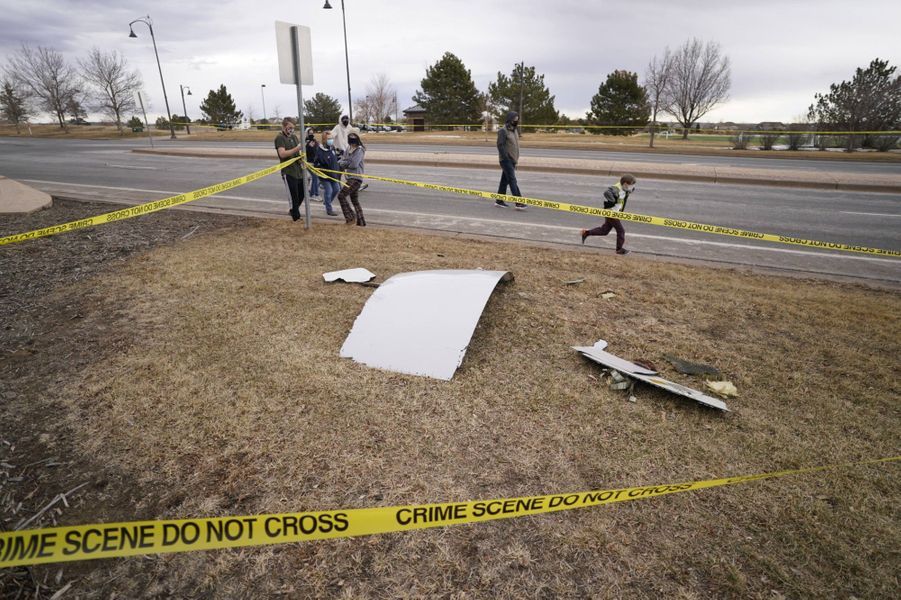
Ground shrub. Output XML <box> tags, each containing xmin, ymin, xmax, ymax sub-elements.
<box><xmin>758</xmin><ymin>128</ymin><xmax>782</xmax><ymax>151</ymax></box>
<box><xmin>730</xmin><ymin>131</ymin><xmax>749</xmax><ymax>149</ymax></box>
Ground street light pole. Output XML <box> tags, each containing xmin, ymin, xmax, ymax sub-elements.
<box><xmin>260</xmin><ymin>84</ymin><xmax>267</xmax><ymax>123</ymax></box>
<box><xmin>323</xmin><ymin>1</ymin><xmax>353</xmax><ymax>122</ymax></box>
<box><xmin>129</xmin><ymin>15</ymin><xmax>176</xmax><ymax>140</ymax></box>
<box><xmin>179</xmin><ymin>85</ymin><xmax>191</xmax><ymax>134</ymax></box>
<box><xmin>518</xmin><ymin>61</ymin><xmax>526</xmax><ymax>138</ymax></box>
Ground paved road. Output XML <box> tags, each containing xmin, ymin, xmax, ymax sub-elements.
<box><xmin>2</xmin><ymin>138</ymin><xmax>900</xmax><ymax>285</ymax></box>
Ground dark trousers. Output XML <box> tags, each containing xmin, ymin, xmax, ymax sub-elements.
<box><xmin>497</xmin><ymin>158</ymin><xmax>521</xmax><ymax>197</ymax></box>
<box><xmin>283</xmin><ymin>173</ymin><xmax>305</xmax><ymax>216</ymax></box>
<box><xmin>586</xmin><ymin>218</ymin><xmax>625</xmax><ymax>250</ymax></box>
<box><xmin>337</xmin><ymin>178</ymin><xmax>365</xmax><ymax>226</ymax></box>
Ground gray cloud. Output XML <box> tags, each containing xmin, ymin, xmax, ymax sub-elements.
<box><xmin>2</xmin><ymin>0</ymin><xmax>898</xmax><ymax>123</ymax></box>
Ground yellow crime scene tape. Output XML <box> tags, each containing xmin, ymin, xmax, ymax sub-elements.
<box><xmin>311</xmin><ymin>167</ymin><xmax>901</xmax><ymax>258</ymax></box>
<box><xmin>0</xmin><ymin>158</ymin><xmax>300</xmax><ymax>247</ymax></box>
<box><xmin>2</xmin><ymin>156</ymin><xmax>898</xmax><ymax>257</ymax></box>
<box><xmin>0</xmin><ymin>456</ymin><xmax>896</xmax><ymax>568</ymax></box>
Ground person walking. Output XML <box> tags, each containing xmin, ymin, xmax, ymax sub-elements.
<box><xmin>304</xmin><ymin>127</ymin><xmax>321</xmax><ymax>201</ymax></box>
<box><xmin>336</xmin><ymin>132</ymin><xmax>367</xmax><ymax>226</ymax></box>
<box><xmin>495</xmin><ymin>110</ymin><xmax>526</xmax><ymax>210</ymax></box>
<box><xmin>274</xmin><ymin>117</ymin><xmax>305</xmax><ymax>222</ymax></box>
<box><xmin>314</xmin><ymin>131</ymin><xmax>341</xmax><ymax>216</ymax></box>
<box><xmin>580</xmin><ymin>174</ymin><xmax>636</xmax><ymax>255</ymax></box>
<box><xmin>330</xmin><ymin>115</ymin><xmax>368</xmax><ymax>190</ymax></box>
<box><xmin>330</xmin><ymin>115</ymin><xmax>356</xmax><ymax>153</ymax></box>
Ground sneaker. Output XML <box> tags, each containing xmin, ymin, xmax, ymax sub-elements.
<box><xmin>360</xmin><ymin>183</ymin><xmax>369</xmax><ymax>191</ymax></box>
<box><xmin>580</xmin><ymin>229</ymin><xmax>589</xmax><ymax>244</ymax></box>
<box><xmin>289</xmin><ymin>209</ymin><xmax>300</xmax><ymax>222</ymax></box>
<box><xmin>495</xmin><ymin>199</ymin><xmax>509</xmax><ymax>208</ymax></box>
<box><xmin>616</xmin><ymin>248</ymin><xmax>630</xmax><ymax>255</ymax></box>
<box><xmin>310</xmin><ymin>195</ymin><xmax>323</xmax><ymax>203</ymax></box>
<box><xmin>326</xmin><ymin>210</ymin><xmax>338</xmax><ymax>216</ymax></box>
<box><xmin>514</xmin><ymin>203</ymin><xmax>526</xmax><ymax>210</ymax></box>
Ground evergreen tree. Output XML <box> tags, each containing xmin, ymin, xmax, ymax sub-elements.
<box><xmin>487</xmin><ymin>64</ymin><xmax>559</xmax><ymax>126</ymax></box>
<box><xmin>0</xmin><ymin>79</ymin><xmax>30</xmax><ymax>134</ymax></box>
<box><xmin>412</xmin><ymin>52</ymin><xmax>482</xmax><ymax>126</ymax></box>
<box><xmin>304</xmin><ymin>93</ymin><xmax>343</xmax><ymax>125</ymax></box>
<box><xmin>808</xmin><ymin>58</ymin><xmax>900</xmax><ymax>151</ymax></box>
<box><xmin>199</xmin><ymin>84</ymin><xmax>243</xmax><ymax>127</ymax></box>
<box><xmin>587</xmin><ymin>70</ymin><xmax>650</xmax><ymax>135</ymax></box>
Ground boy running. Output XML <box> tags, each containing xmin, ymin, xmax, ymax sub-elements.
<box><xmin>580</xmin><ymin>174</ymin><xmax>636</xmax><ymax>255</ymax></box>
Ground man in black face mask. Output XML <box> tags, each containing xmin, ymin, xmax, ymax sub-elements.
<box><xmin>331</xmin><ymin>115</ymin><xmax>352</xmax><ymax>153</ymax></box>
<box><xmin>495</xmin><ymin>111</ymin><xmax>526</xmax><ymax>210</ymax></box>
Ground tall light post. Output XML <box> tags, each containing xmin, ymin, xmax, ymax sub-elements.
<box><xmin>323</xmin><ymin>1</ymin><xmax>353</xmax><ymax>122</ymax></box>
<box><xmin>129</xmin><ymin>15</ymin><xmax>177</xmax><ymax>140</ymax></box>
<box><xmin>179</xmin><ymin>85</ymin><xmax>192</xmax><ymax>134</ymax></box>
<box><xmin>260</xmin><ymin>84</ymin><xmax>267</xmax><ymax>123</ymax></box>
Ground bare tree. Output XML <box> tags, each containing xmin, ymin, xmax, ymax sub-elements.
<box><xmin>645</xmin><ymin>48</ymin><xmax>674</xmax><ymax>148</ymax></box>
<box><xmin>664</xmin><ymin>38</ymin><xmax>731</xmax><ymax>139</ymax></box>
<box><xmin>0</xmin><ymin>77</ymin><xmax>31</xmax><ymax>134</ymax></box>
<box><xmin>6</xmin><ymin>44</ymin><xmax>81</xmax><ymax>131</ymax></box>
<box><xmin>79</xmin><ymin>48</ymin><xmax>142</xmax><ymax>134</ymax></box>
<box><xmin>365</xmin><ymin>73</ymin><xmax>396</xmax><ymax>123</ymax></box>
<box><xmin>353</xmin><ymin>96</ymin><xmax>375</xmax><ymax>124</ymax></box>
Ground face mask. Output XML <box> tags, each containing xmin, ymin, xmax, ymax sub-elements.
<box><xmin>326</xmin><ymin>139</ymin><xmax>334</xmax><ymax>146</ymax></box>
<box><xmin>624</xmin><ymin>185</ymin><xmax>634</xmax><ymax>192</ymax></box>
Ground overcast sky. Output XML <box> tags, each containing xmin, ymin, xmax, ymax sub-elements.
<box><xmin>2</xmin><ymin>0</ymin><xmax>899</xmax><ymax>124</ymax></box>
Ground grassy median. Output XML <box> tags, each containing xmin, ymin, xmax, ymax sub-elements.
<box><xmin>1</xmin><ymin>203</ymin><xmax>899</xmax><ymax>598</ymax></box>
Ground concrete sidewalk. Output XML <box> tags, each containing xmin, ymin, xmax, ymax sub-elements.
<box><xmin>0</xmin><ymin>176</ymin><xmax>52</xmax><ymax>214</ymax></box>
<box><xmin>132</xmin><ymin>147</ymin><xmax>901</xmax><ymax>193</ymax></box>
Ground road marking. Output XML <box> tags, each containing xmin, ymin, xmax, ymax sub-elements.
<box><xmin>105</xmin><ymin>163</ymin><xmax>158</xmax><ymax>170</ymax></box>
<box><xmin>21</xmin><ymin>179</ymin><xmax>898</xmax><ymax>264</ymax></box>
<box><xmin>841</xmin><ymin>211</ymin><xmax>901</xmax><ymax>218</ymax></box>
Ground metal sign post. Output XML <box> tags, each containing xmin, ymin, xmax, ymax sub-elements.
<box><xmin>292</xmin><ymin>26</ymin><xmax>311</xmax><ymax>229</ymax></box>
<box><xmin>276</xmin><ymin>21</ymin><xmax>314</xmax><ymax>229</ymax></box>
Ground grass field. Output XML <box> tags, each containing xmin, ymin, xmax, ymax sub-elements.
<box><xmin>2</xmin><ymin>200</ymin><xmax>898</xmax><ymax>598</ymax></box>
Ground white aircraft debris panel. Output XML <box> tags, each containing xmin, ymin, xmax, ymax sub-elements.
<box><xmin>340</xmin><ymin>270</ymin><xmax>512</xmax><ymax>380</ymax></box>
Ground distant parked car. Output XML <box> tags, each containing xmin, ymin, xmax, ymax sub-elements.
<box><xmin>68</xmin><ymin>118</ymin><xmax>90</xmax><ymax>125</ymax></box>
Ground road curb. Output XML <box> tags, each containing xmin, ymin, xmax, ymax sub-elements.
<box><xmin>131</xmin><ymin>148</ymin><xmax>901</xmax><ymax>194</ymax></box>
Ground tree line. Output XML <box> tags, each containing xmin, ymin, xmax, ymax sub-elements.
<box><xmin>3</xmin><ymin>40</ymin><xmax>898</xmax><ymax>151</ymax></box>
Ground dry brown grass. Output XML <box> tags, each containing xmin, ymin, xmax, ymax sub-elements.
<box><xmin>0</xmin><ymin>123</ymin><xmax>167</xmax><ymax>140</ymax></box>
<box><xmin>3</xmin><ymin>211</ymin><xmax>899</xmax><ymax>597</ymax></box>
<box><xmin>3</xmin><ymin>123</ymin><xmax>898</xmax><ymax>162</ymax></box>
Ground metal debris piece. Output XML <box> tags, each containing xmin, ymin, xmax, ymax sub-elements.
<box><xmin>665</xmin><ymin>354</ymin><xmax>721</xmax><ymax>378</ymax></box>
<box><xmin>564</xmin><ymin>279</ymin><xmax>585</xmax><ymax>285</ymax></box>
<box><xmin>341</xmin><ymin>270</ymin><xmax>513</xmax><ymax>380</ymax></box>
<box><xmin>323</xmin><ymin>268</ymin><xmax>376</xmax><ymax>283</ymax></box>
<box><xmin>705</xmin><ymin>380</ymin><xmax>738</xmax><ymax>398</ymax></box>
<box><xmin>601</xmin><ymin>290</ymin><xmax>616</xmax><ymax>299</ymax></box>
<box><xmin>573</xmin><ymin>340</ymin><xmax>729</xmax><ymax>411</ymax></box>
<box><xmin>609</xmin><ymin>370</ymin><xmax>631</xmax><ymax>390</ymax></box>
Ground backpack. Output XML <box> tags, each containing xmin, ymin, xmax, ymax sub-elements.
<box><xmin>603</xmin><ymin>187</ymin><xmax>618</xmax><ymax>209</ymax></box>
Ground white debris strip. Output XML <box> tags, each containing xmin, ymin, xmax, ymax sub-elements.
<box><xmin>323</xmin><ymin>268</ymin><xmax>376</xmax><ymax>283</ymax></box>
<box><xmin>573</xmin><ymin>340</ymin><xmax>729</xmax><ymax>411</ymax></box>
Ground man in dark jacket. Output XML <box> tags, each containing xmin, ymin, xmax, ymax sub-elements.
<box><xmin>495</xmin><ymin>111</ymin><xmax>526</xmax><ymax>210</ymax></box>
<box><xmin>274</xmin><ymin>117</ymin><xmax>305</xmax><ymax>222</ymax></box>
